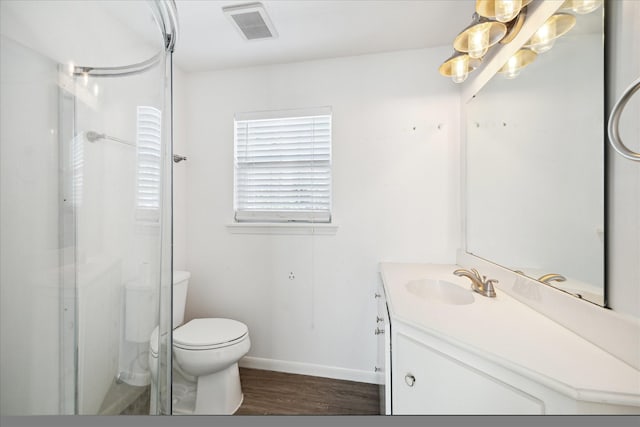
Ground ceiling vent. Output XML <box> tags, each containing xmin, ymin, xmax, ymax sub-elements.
<box><xmin>223</xmin><ymin>2</ymin><xmax>278</xmax><ymax>41</ymax></box>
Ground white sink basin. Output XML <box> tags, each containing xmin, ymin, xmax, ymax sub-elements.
<box><xmin>405</xmin><ymin>279</ymin><xmax>475</xmax><ymax>305</ymax></box>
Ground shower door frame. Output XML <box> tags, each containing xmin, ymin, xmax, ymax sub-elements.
<box><xmin>58</xmin><ymin>81</ymin><xmax>79</xmax><ymax>416</ymax></box>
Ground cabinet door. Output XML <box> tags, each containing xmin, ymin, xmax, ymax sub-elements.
<box><xmin>393</xmin><ymin>333</ymin><xmax>544</xmax><ymax>414</ymax></box>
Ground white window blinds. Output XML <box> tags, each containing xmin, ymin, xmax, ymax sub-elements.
<box><xmin>72</xmin><ymin>133</ymin><xmax>84</xmax><ymax>207</ymax></box>
<box><xmin>234</xmin><ymin>108</ymin><xmax>332</xmax><ymax>223</ymax></box>
<box><xmin>135</xmin><ymin>106</ymin><xmax>162</xmax><ymax>222</ymax></box>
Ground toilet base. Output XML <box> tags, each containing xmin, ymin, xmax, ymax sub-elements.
<box><xmin>151</xmin><ymin>360</ymin><xmax>245</xmax><ymax>415</ymax></box>
<box><xmin>194</xmin><ymin>362</ymin><xmax>243</xmax><ymax>414</ymax></box>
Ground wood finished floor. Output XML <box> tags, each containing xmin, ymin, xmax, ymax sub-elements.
<box><xmin>235</xmin><ymin>368</ymin><xmax>380</xmax><ymax>415</ymax></box>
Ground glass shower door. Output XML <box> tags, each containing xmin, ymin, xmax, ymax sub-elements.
<box><xmin>69</xmin><ymin>63</ymin><xmax>167</xmax><ymax>416</ymax></box>
<box><xmin>0</xmin><ymin>0</ymin><xmax>176</xmax><ymax>415</ymax></box>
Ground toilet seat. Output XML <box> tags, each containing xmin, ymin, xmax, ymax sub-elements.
<box><xmin>173</xmin><ymin>318</ymin><xmax>248</xmax><ymax>351</ymax></box>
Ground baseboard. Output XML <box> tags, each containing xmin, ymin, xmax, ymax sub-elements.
<box><xmin>238</xmin><ymin>356</ymin><xmax>381</xmax><ymax>385</ymax></box>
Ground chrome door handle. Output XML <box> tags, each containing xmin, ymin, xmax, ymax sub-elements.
<box><xmin>374</xmin><ymin>327</ymin><xmax>385</xmax><ymax>335</ymax></box>
<box><xmin>376</xmin><ymin>316</ymin><xmax>384</xmax><ymax>323</ymax></box>
<box><xmin>374</xmin><ymin>292</ymin><xmax>382</xmax><ymax>298</ymax></box>
<box><xmin>608</xmin><ymin>77</ymin><xmax>640</xmax><ymax>162</ymax></box>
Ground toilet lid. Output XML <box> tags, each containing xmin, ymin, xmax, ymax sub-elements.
<box><xmin>173</xmin><ymin>318</ymin><xmax>248</xmax><ymax>348</ymax></box>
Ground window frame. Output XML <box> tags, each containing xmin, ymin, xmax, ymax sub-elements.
<box><xmin>233</xmin><ymin>107</ymin><xmax>333</xmax><ymax>224</ymax></box>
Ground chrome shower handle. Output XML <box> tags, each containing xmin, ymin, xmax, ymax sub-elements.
<box><xmin>608</xmin><ymin>77</ymin><xmax>640</xmax><ymax>162</ymax></box>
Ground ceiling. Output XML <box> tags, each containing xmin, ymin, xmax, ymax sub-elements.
<box><xmin>173</xmin><ymin>0</ymin><xmax>475</xmax><ymax>72</ymax></box>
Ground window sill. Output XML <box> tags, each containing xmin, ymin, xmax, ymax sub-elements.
<box><xmin>226</xmin><ymin>222</ymin><xmax>338</xmax><ymax>236</ymax></box>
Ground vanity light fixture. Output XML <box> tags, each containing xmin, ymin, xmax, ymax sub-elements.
<box><xmin>560</xmin><ymin>0</ymin><xmax>603</xmax><ymax>15</ymax></box>
<box><xmin>439</xmin><ymin>1</ymin><xmax>594</xmax><ymax>84</ymax></box>
<box><xmin>453</xmin><ymin>13</ymin><xmax>507</xmax><ymax>59</ymax></box>
<box><xmin>523</xmin><ymin>13</ymin><xmax>576</xmax><ymax>54</ymax></box>
<box><xmin>476</xmin><ymin>0</ymin><xmax>532</xmax><ymax>23</ymax></box>
<box><xmin>438</xmin><ymin>50</ymin><xmax>481</xmax><ymax>84</ymax></box>
<box><xmin>498</xmin><ymin>48</ymin><xmax>537</xmax><ymax>79</ymax></box>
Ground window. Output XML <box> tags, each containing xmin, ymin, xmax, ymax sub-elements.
<box><xmin>135</xmin><ymin>106</ymin><xmax>162</xmax><ymax>223</ymax></box>
<box><xmin>72</xmin><ymin>132</ymin><xmax>84</xmax><ymax>207</ymax></box>
<box><xmin>234</xmin><ymin>107</ymin><xmax>332</xmax><ymax>223</ymax></box>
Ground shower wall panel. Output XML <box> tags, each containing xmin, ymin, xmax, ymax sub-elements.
<box><xmin>0</xmin><ymin>35</ymin><xmax>62</xmax><ymax>415</ymax></box>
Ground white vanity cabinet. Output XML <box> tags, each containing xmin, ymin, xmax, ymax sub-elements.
<box><xmin>392</xmin><ymin>329</ymin><xmax>543</xmax><ymax>414</ymax></box>
<box><xmin>380</xmin><ymin>262</ymin><xmax>640</xmax><ymax>415</ymax></box>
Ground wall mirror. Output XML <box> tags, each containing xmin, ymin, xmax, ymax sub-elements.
<box><xmin>464</xmin><ymin>6</ymin><xmax>605</xmax><ymax>306</ymax></box>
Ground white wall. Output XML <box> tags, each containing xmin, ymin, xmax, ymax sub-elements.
<box><xmin>181</xmin><ymin>47</ymin><xmax>461</xmax><ymax>381</ymax></box>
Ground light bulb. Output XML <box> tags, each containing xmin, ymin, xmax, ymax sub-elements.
<box><xmin>503</xmin><ymin>56</ymin><xmax>520</xmax><ymax>79</ymax></box>
<box><xmin>451</xmin><ymin>55</ymin><xmax>469</xmax><ymax>84</ymax></box>
<box><xmin>530</xmin><ymin>20</ymin><xmax>557</xmax><ymax>54</ymax></box>
<box><xmin>83</xmin><ymin>72</ymin><xmax>89</xmax><ymax>86</ymax></box>
<box><xmin>494</xmin><ymin>0</ymin><xmax>522</xmax><ymax>23</ymax></box>
<box><xmin>467</xmin><ymin>23</ymin><xmax>490</xmax><ymax>59</ymax></box>
<box><xmin>531</xmin><ymin>39</ymin><xmax>555</xmax><ymax>54</ymax></box>
<box><xmin>499</xmin><ymin>49</ymin><xmax>536</xmax><ymax>79</ymax></box>
<box><xmin>567</xmin><ymin>0</ymin><xmax>602</xmax><ymax>14</ymax></box>
<box><xmin>67</xmin><ymin>61</ymin><xmax>75</xmax><ymax>76</ymax></box>
<box><xmin>93</xmin><ymin>84</ymin><xmax>99</xmax><ymax>97</ymax></box>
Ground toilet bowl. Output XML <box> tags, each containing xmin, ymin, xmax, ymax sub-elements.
<box><xmin>148</xmin><ymin>271</ymin><xmax>250</xmax><ymax>415</ymax></box>
<box><xmin>173</xmin><ymin>318</ymin><xmax>250</xmax><ymax>414</ymax></box>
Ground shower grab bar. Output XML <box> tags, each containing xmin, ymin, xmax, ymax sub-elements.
<box><xmin>87</xmin><ymin>132</ymin><xmax>185</xmax><ymax>164</ymax></box>
<box><xmin>85</xmin><ymin>131</ymin><xmax>135</xmax><ymax>147</ymax></box>
<box><xmin>608</xmin><ymin>77</ymin><xmax>640</xmax><ymax>162</ymax></box>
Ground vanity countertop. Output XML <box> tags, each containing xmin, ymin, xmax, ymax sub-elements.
<box><xmin>379</xmin><ymin>262</ymin><xmax>640</xmax><ymax>407</ymax></box>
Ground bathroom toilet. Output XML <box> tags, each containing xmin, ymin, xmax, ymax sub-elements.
<box><xmin>149</xmin><ymin>271</ymin><xmax>250</xmax><ymax>414</ymax></box>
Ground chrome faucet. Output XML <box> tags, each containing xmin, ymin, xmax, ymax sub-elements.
<box><xmin>537</xmin><ymin>273</ymin><xmax>566</xmax><ymax>285</ymax></box>
<box><xmin>453</xmin><ymin>268</ymin><xmax>497</xmax><ymax>298</ymax></box>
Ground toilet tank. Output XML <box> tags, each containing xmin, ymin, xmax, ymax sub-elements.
<box><xmin>173</xmin><ymin>271</ymin><xmax>191</xmax><ymax>329</ymax></box>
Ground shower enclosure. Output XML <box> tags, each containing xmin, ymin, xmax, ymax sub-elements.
<box><xmin>0</xmin><ymin>1</ymin><xmax>177</xmax><ymax>415</ymax></box>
